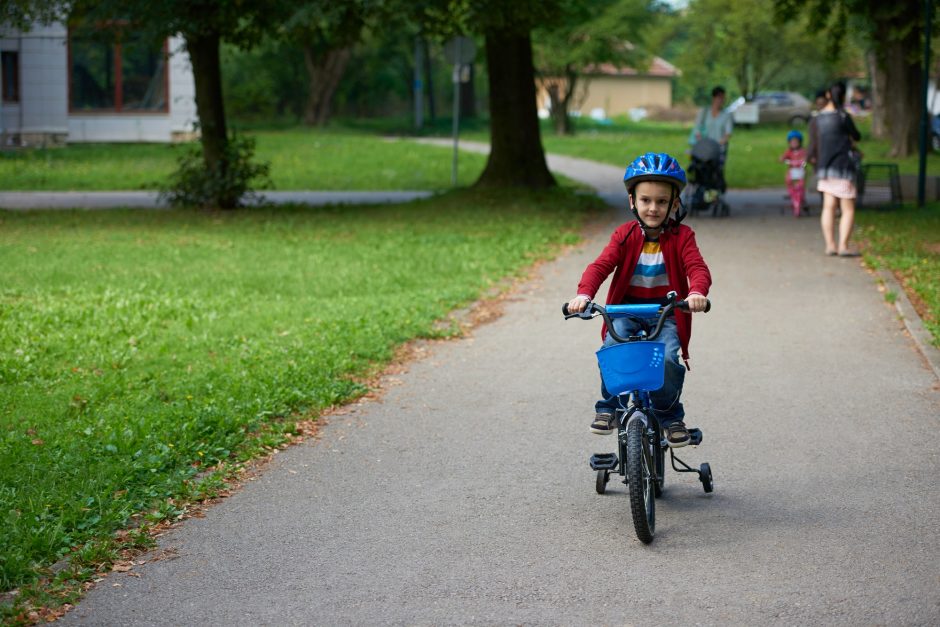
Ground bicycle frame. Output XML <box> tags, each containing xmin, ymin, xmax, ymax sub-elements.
<box><xmin>565</xmin><ymin>290</ymin><xmax>714</xmax><ymax>544</ymax></box>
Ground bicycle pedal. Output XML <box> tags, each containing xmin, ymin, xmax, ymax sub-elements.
<box><xmin>688</xmin><ymin>428</ymin><xmax>703</xmax><ymax>446</ymax></box>
<box><xmin>590</xmin><ymin>453</ymin><xmax>618</xmax><ymax>471</ymax></box>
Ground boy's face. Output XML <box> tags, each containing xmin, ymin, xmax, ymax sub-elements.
<box><xmin>631</xmin><ymin>181</ymin><xmax>678</xmax><ymax>230</ymax></box>
<box><xmin>789</xmin><ymin>138</ymin><xmax>801</xmax><ymax>150</ymax></box>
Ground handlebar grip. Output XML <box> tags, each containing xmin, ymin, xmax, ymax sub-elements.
<box><xmin>676</xmin><ymin>299</ymin><xmax>711</xmax><ymax>313</ymax></box>
<box><xmin>562</xmin><ymin>303</ymin><xmax>571</xmax><ymax>316</ymax></box>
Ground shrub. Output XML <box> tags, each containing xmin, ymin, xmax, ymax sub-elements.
<box><xmin>160</xmin><ymin>131</ymin><xmax>273</xmax><ymax>209</ymax></box>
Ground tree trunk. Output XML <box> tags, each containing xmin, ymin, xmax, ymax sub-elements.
<box><xmin>185</xmin><ymin>32</ymin><xmax>235</xmax><ymax>208</ymax></box>
<box><xmin>867</xmin><ymin>50</ymin><xmax>887</xmax><ymax>139</ymax></box>
<box><xmin>880</xmin><ymin>37</ymin><xmax>922</xmax><ymax>158</ymax></box>
<box><xmin>423</xmin><ymin>38</ymin><xmax>436</xmax><ymax>122</ymax></box>
<box><xmin>476</xmin><ymin>29</ymin><xmax>555</xmax><ymax>189</ymax></box>
<box><xmin>459</xmin><ymin>62</ymin><xmax>476</xmax><ymax>119</ymax></box>
<box><xmin>545</xmin><ymin>80</ymin><xmax>572</xmax><ymax>135</ymax></box>
<box><xmin>735</xmin><ymin>62</ymin><xmax>750</xmax><ymax>101</ymax></box>
<box><xmin>302</xmin><ymin>45</ymin><xmax>352</xmax><ymax>127</ymax></box>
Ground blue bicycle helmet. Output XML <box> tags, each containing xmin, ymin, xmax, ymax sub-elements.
<box><xmin>787</xmin><ymin>130</ymin><xmax>804</xmax><ymax>143</ymax></box>
<box><xmin>623</xmin><ymin>152</ymin><xmax>687</xmax><ymax>193</ymax></box>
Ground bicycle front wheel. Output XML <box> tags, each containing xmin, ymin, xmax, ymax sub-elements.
<box><xmin>626</xmin><ymin>417</ymin><xmax>655</xmax><ymax>543</ymax></box>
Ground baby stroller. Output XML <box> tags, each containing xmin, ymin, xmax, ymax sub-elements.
<box><xmin>684</xmin><ymin>138</ymin><xmax>729</xmax><ymax>217</ymax></box>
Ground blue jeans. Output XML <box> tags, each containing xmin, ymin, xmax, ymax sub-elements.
<box><xmin>594</xmin><ymin>316</ymin><xmax>686</xmax><ymax>426</ymax></box>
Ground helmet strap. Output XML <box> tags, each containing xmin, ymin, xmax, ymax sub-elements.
<box><xmin>669</xmin><ymin>189</ymin><xmax>687</xmax><ymax>231</ymax></box>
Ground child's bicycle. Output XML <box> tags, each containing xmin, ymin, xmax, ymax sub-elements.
<box><xmin>562</xmin><ymin>292</ymin><xmax>713</xmax><ymax>544</ymax></box>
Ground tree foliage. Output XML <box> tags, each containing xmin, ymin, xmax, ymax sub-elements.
<box><xmin>676</xmin><ymin>0</ymin><xmax>834</xmax><ymax>102</ymax></box>
<box><xmin>533</xmin><ymin>0</ymin><xmax>655</xmax><ymax>135</ymax></box>
<box><xmin>281</xmin><ymin>1</ymin><xmax>375</xmax><ymax>126</ymax></box>
<box><xmin>0</xmin><ymin>0</ymin><xmax>68</xmax><ymax>29</ymax></box>
<box><xmin>774</xmin><ymin>0</ymin><xmax>929</xmax><ymax>157</ymax></box>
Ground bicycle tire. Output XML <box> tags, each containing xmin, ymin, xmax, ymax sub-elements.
<box><xmin>626</xmin><ymin>417</ymin><xmax>655</xmax><ymax>543</ymax></box>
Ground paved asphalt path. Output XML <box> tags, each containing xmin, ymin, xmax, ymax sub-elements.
<box><xmin>61</xmin><ymin>152</ymin><xmax>939</xmax><ymax>625</ymax></box>
<box><xmin>0</xmin><ymin>190</ymin><xmax>433</xmax><ymax>210</ymax></box>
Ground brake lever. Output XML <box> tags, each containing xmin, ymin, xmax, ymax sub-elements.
<box><xmin>564</xmin><ymin>310</ymin><xmax>596</xmax><ymax>320</ymax></box>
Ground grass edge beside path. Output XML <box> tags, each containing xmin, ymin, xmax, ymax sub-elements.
<box><xmin>856</xmin><ymin>203</ymin><xmax>940</xmax><ymax>348</ymax></box>
<box><xmin>0</xmin><ymin>188</ymin><xmax>606</xmax><ymax>624</ymax></box>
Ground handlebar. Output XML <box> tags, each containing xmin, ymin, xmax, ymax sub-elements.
<box><xmin>562</xmin><ymin>291</ymin><xmax>710</xmax><ymax>343</ymax></box>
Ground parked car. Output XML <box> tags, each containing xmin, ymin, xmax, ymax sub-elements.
<box><xmin>728</xmin><ymin>91</ymin><xmax>813</xmax><ymax>126</ymax></box>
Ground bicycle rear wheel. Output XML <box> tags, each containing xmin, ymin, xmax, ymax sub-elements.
<box><xmin>626</xmin><ymin>417</ymin><xmax>655</xmax><ymax>543</ymax></box>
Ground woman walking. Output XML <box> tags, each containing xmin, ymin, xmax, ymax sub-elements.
<box><xmin>809</xmin><ymin>81</ymin><xmax>862</xmax><ymax>256</ymax></box>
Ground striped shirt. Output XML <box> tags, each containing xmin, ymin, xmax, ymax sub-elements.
<box><xmin>626</xmin><ymin>239</ymin><xmax>672</xmax><ymax>304</ymax></box>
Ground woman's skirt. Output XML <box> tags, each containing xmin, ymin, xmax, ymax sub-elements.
<box><xmin>817</xmin><ymin>177</ymin><xmax>857</xmax><ymax>200</ymax></box>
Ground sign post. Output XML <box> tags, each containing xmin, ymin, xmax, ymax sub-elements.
<box><xmin>444</xmin><ymin>36</ymin><xmax>476</xmax><ymax>186</ymax></box>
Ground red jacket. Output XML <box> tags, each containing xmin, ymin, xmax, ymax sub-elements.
<box><xmin>577</xmin><ymin>221</ymin><xmax>712</xmax><ymax>361</ymax></box>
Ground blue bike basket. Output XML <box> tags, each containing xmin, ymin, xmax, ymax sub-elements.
<box><xmin>596</xmin><ymin>341</ymin><xmax>666</xmax><ymax>396</ymax></box>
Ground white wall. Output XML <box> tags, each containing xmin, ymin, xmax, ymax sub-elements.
<box><xmin>1</xmin><ymin>21</ymin><xmax>196</xmax><ymax>143</ymax></box>
<box><xmin>1</xmin><ymin>22</ymin><xmax>68</xmax><ymax>140</ymax></box>
<box><xmin>168</xmin><ymin>36</ymin><xmax>197</xmax><ymax>138</ymax></box>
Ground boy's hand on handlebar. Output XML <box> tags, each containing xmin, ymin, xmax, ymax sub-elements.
<box><xmin>685</xmin><ymin>293</ymin><xmax>709</xmax><ymax>313</ymax></box>
<box><xmin>567</xmin><ymin>295</ymin><xmax>591</xmax><ymax>314</ymax></box>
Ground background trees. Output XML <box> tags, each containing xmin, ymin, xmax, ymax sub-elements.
<box><xmin>533</xmin><ymin>0</ymin><xmax>655</xmax><ymax>135</ymax></box>
<box><xmin>3</xmin><ymin>0</ymin><xmax>932</xmax><ymax>190</ymax></box>
<box><xmin>69</xmin><ymin>0</ymin><xmax>291</xmax><ymax>207</ymax></box>
<box><xmin>674</xmin><ymin>0</ymin><xmax>836</xmax><ymax>102</ymax></box>
<box><xmin>775</xmin><ymin>0</ymin><xmax>931</xmax><ymax>158</ymax></box>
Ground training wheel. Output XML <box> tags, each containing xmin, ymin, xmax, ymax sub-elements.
<box><xmin>699</xmin><ymin>462</ymin><xmax>713</xmax><ymax>493</ymax></box>
<box><xmin>596</xmin><ymin>470</ymin><xmax>609</xmax><ymax>495</ymax></box>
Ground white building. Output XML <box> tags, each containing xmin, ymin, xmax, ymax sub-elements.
<box><xmin>1</xmin><ymin>21</ymin><xmax>196</xmax><ymax>146</ymax></box>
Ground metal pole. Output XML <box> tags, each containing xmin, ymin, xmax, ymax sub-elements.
<box><xmin>918</xmin><ymin>0</ymin><xmax>933</xmax><ymax>207</ymax></box>
<box><xmin>451</xmin><ymin>39</ymin><xmax>461</xmax><ymax>186</ymax></box>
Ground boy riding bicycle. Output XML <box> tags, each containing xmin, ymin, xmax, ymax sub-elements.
<box><xmin>566</xmin><ymin>153</ymin><xmax>712</xmax><ymax>447</ymax></box>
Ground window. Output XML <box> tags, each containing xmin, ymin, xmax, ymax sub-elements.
<box><xmin>69</xmin><ymin>27</ymin><xmax>168</xmax><ymax>113</ymax></box>
<box><xmin>2</xmin><ymin>51</ymin><xmax>19</xmax><ymax>103</ymax></box>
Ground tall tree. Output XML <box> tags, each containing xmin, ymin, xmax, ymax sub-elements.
<box><xmin>533</xmin><ymin>0</ymin><xmax>654</xmax><ymax>135</ymax></box>
<box><xmin>679</xmin><ymin>0</ymin><xmax>830</xmax><ymax>102</ymax></box>
<box><xmin>776</xmin><ymin>0</ymin><xmax>929</xmax><ymax>158</ymax></box>
<box><xmin>71</xmin><ymin>0</ymin><xmax>290</xmax><ymax>207</ymax></box>
<box><xmin>402</xmin><ymin>0</ymin><xmax>560</xmax><ymax>187</ymax></box>
<box><xmin>282</xmin><ymin>1</ymin><xmax>372</xmax><ymax>127</ymax></box>
<box><xmin>466</xmin><ymin>0</ymin><xmax>564</xmax><ymax>188</ymax></box>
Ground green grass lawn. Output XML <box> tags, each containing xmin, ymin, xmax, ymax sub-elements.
<box><xmin>0</xmin><ymin>189</ymin><xmax>601</xmax><ymax>604</ymax></box>
<box><xmin>521</xmin><ymin>117</ymin><xmax>940</xmax><ymax>190</ymax></box>
<box><xmin>3</xmin><ymin>118</ymin><xmax>935</xmax><ymax>193</ymax></box>
<box><xmin>0</xmin><ymin>130</ymin><xmax>489</xmax><ymax>192</ymax></box>
<box><xmin>856</xmin><ymin>203</ymin><xmax>940</xmax><ymax>347</ymax></box>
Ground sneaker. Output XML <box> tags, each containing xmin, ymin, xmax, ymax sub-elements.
<box><xmin>590</xmin><ymin>413</ymin><xmax>615</xmax><ymax>435</ymax></box>
<box><xmin>664</xmin><ymin>421</ymin><xmax>691</xmax><ymax>448</ymax></box>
